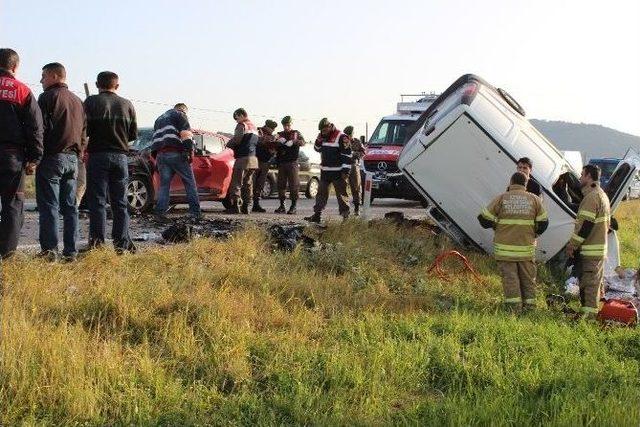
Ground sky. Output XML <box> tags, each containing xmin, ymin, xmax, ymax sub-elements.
<box><xmin>2</xmin><ymin>0</ymin><xmax>639</xmax><ymax>140</ymax></box>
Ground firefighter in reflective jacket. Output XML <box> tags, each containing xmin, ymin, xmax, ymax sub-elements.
<box><xmin>565</xmin><ymin>164</ymin><xmax>611</xmax><ymax>317</ymax></box>
<box><xmin>478</xmin><ymin>172</ymin><xmax>549</xmax><ymax>309</ymax></box>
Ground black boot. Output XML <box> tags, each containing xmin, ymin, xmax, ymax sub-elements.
<box><xmin>287</xmin><ymin>200</ymin><xmax>297</xmax><ymax>215</ymax></box>
<box><xmin>274</xmin><ymin>199</ymin><xmax>286</xmax><ymax>214</ymax></box>
<box><xmin>354</xmin><ymin>203</ymin><xmax>360</xmax><ymax>216</ymax></box>
<box><xmin>304</xmin><ymin>212</ymin><xmax>321</xmax><ymax>223</ymax></box>
<box><xmin>225</xmin><ymin>199</ymin><xmax>240</xmax><ymax>214</ymax></box>
<box><xmin>252</xmin><ymin>197</ymin><xmax>266</xmax><ymax>213</ymax></box>
<box><xmin>240</xmin><ymin>200</ymin><xmax>250</xmax><ymax>215</ymax></box>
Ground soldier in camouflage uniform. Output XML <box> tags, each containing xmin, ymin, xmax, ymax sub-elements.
<box><xmin>343</xmin><ymin>126</ymin><xmax>364</xmax><ymax>215</ymax></box>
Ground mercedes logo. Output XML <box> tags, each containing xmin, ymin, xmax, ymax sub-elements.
<box><xmin>377</xmin><ymin>161</ymin><xmax>388</xmax><ymax>171</ymax></box>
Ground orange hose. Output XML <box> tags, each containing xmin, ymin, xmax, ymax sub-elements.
<box><xmin>427</xmin><ymin>250</ymin><xmax>483</xmax><ymax>283</ymax></box>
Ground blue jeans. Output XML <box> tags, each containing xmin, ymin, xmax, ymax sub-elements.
<box><xmin>87</xmin><ymin>152</ymin><xmax>132</xmax><ymax>249</ymax></box>
<box><xmin>155</xmin><ymin>151</ymin><xmax>201</xmax><ymax>216</ymax></box>
<box><xmin>35</xmin><ymin>153</ymin><xmax>79</xmax><ymax>256</ymax></box>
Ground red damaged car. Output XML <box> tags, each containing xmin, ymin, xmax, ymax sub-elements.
<box><xmin>125</xmin><ymin>128</ymin><xmax>235</xmax><ymax>213</ymax></box>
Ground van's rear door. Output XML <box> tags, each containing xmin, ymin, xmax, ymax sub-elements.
<box><xmin>605</xmin><ymin>148</ymin><xmax>640</xmax><ymax>211</ymax></box>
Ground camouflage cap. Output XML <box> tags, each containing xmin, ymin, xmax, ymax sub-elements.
<box><xmin>264</xmin><ymin>119</ymin><xmax>278</xmax><ymax>130</ymax></box>
<box><xmin>343</xmin><ymin>125</ymin><xmax>354</xmax><ymax>136</ymax></box>
<box><xmin>318</xmin><ymin>117</ymin><xmax>330</xmax><ymax>130</ymax></box>
<box><xmin>281</xmin><ymin>115</ymin><xmax>292</xmax><ymax>125</ymax></box>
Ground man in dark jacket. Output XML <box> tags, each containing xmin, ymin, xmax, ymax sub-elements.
<box><xmin>36</xmin><ymin>62</ymin><xmax>86</xmax><ymax>261</ymax></box>
<box><xmin>517</xmin><ymin>157</ymin><xmax>542</xmax><ymax>197</ymax></box>
<box><xmin>274</xmin><ymin>115</ymin><xmax>305</xmax><ymax>214</ymax></box>
<box><xmin>252</xmin><ymin>119</ymin><xmax>278</xmax><ymax>213</ymax></box>
<box><xmin>151</xmin><ymin>103</ymin><xmax>200</xmax><ymax>221</ymax></box>
<box><xmin>0</xmin><ymin>48</ymin><xmax>44</xmax><ymax>259</ymax></box>
<box><xmin>84</xmin><ymin>71</ymin><xmax>137</xmax><ymax>253</ymax></box>
<box><xmin>305</xmin><ymin>118</ymin><xmax>351</xmax><ymax>223</ymax></box>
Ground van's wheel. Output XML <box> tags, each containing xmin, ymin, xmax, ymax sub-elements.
<box><xmin>306</xmin><ymin>177</ymin><xmax>319</xmax><ymax>198</ymax></box>
<box><xmin>127</xmin><ymin>175</ymin><xmax>153</xmax><ymax>214</ymax></box>
<box><xmin>261</xmin><ymin>174</ymin><xmax>276</xmax><ymax>199</ymax></box>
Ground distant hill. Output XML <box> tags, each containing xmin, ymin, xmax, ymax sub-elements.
<box><xmin>531</xmin><ymin>119</ymin><xmax>640</xmax><ymax>162</ymax></box>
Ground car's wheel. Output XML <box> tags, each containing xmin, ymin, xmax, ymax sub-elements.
<box><xmin>261</xmin><ymin>174</ymin><xmax>276</xmax><ymax>199</ymax></box>
<box><xmin>305</xmin><ymin>177</ymin><xmax>319</xmax><ymax>198</ymax></box>
<box><xmin>127</xmin><ymin>175</ymin><xmax>153</xmax><ymax>214</ymax></box>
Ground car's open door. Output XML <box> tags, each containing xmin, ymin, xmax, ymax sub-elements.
<box><xmin>605</xmin><ymin>148</ymin><xmax>640</xmax><ymax>211</ymax></box>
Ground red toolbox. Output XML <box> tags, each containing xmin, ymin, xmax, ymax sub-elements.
<box><xmin>597</xmin><ymin>299</ymin><xmax>638</xmax><ymax>326</ymax></box>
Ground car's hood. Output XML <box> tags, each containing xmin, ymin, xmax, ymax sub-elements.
<box><xmin>364</xmin><ymin>145</ymin><xmax>403</xmax><ymax>161</ymax></box>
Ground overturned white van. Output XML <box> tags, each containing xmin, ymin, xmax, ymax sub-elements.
<box><xmin>398</xmin><ymin>74</ymin><xmax>640</xmax><ymax>263</ymax></box>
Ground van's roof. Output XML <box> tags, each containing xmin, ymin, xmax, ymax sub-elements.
<box><xmin>406</xmin><ymin>74</ymin><xmax>498</xmax><ymax>138</ymax></box>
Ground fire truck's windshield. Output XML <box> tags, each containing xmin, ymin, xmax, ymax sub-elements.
<box><xmin>368</xmin><ymin>120</ymin><xmax>414</xmax><ymax>146</ymax></box>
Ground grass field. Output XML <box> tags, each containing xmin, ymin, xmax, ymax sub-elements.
<box><xmin>1</xmin><ymin>201</ymin><xmax>639</xmax><ymax>425</ymax></box>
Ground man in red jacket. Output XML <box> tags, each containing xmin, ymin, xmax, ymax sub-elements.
<box><xmin>0</xmin><ymin>48</ymin><xmax>44</xmax><ymax>259</ymax></box>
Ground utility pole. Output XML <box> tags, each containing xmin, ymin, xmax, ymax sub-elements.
<box><xmin>83</xmin><ymin>83</ymin><xmax>90</xmax><ymax>98</ymax></box>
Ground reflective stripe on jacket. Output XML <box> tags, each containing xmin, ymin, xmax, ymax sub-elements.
<box><xmin>569</xmin><ymin>183</ymin><xmax>610</xmax><ymax>259</ymax></box>
<box><xmin>314</xmin><ymin>127</ymin><xmax>352</xmax><ymax>178</ymax></box>
<box><xmin>479</xmin><ymin>184</ymin><xmax>548</xmax><ymax>261</ymax></box>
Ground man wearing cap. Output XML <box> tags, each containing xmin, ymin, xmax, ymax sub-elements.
<box><xmin>304</xmin><ymin>118</ymin><xmax>351</xmax><ymax>222</ymax></box>
<box><xmin>226</xmin><ymin>108</ymin><xmax>259</xmax><ymax>214</ymax></box>
<box><xmin>252</xmin><ymin>119</ymin><xmax>278</xmax><ymax>212</ymax></box>
<box><xmin>275</xmin><ymin>115</ymin><xmax>305</xmax><ymax>214</ymax></box>
<box><xmin>343</xmin><ymin>126</ymin><xmax>365</xmax><ymax>216</ymax></box>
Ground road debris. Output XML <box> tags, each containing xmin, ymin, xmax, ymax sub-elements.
<box><xmin>160</xmin><ymin>217</ymin><xmax>241</xmax><ymax>243</ymax></box>
<box><xmin>268</xmin><ymin>223</ymin><xmax>320</xmax><ymax>251</ymax></box>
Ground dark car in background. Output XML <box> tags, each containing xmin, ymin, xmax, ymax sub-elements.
<box><xmin>259</xmin><ymin>149</ymin><xmax>321</xmax><ymax>199</ymax></box>
<box><xmin>588</xmin><ymin>156</ymin><xmax>640</xmax><ymax>200</ymax></box>
<box><xmin>588</xmin><ymin>158</ymin><xmax>621</xmax><ymax>188</ymax></box>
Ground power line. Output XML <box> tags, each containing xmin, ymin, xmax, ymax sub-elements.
<box><xmin>23</xmin><ymin>82</ymin><xmax>368</xmax><ymax>127</ymax></box>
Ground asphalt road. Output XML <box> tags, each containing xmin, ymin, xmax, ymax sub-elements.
<box><xmin>18</xmin><ymin>197</ymin><xmax>426</xmax><ymax>251</ymax></box>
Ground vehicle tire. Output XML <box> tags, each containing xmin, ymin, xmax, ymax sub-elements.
<box><xmin>127</xmin><ymin>175</ymin><xmax>154</xmax><ymax>214</ymax></box>
<box><xmin>261</xmin><ymin>174</ymin><xmax>276</xmax><ymax>199</ymax></box>
<box><xmin>305</xmin><ymin>177</ymin><xmax>319</xmax><ymax>199</ymax></box>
